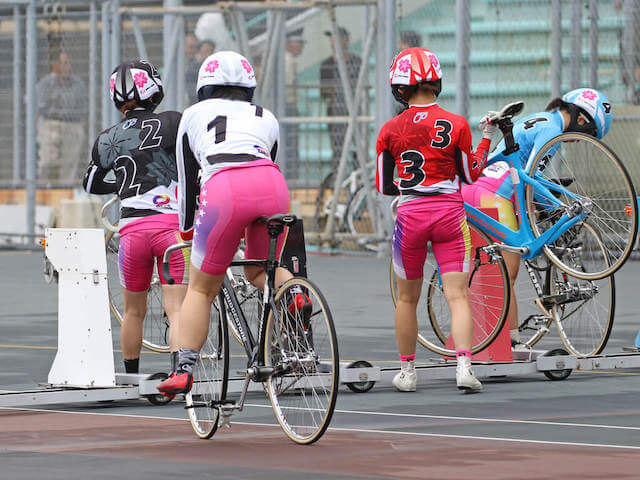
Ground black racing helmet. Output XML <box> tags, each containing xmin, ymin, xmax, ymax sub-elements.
<box><xmin>110</xmin><ymin>60</ymin><xmax>164</xmax><ymax>112</ymax></box>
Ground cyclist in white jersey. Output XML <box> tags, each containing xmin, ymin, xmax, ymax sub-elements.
<box><xmin>157</xmin><ymin>51</ymin><xmax>307</xmax><ymax>394</ymax></box>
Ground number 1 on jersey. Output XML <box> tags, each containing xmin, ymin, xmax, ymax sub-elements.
<box><xmin>207</xmin><ymin>115</ymin><xmax>227</xmax><ymax>144</ymax></box>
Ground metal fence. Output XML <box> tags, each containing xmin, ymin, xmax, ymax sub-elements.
<box><xmin>1</xmin><ymin>0</ymin><xmax>640</xmax><ymax>251</ymax></box>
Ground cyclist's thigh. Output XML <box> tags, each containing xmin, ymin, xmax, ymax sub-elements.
<box><xmin>119</xmin><ymin>229</ymin><xmax>154</xmax><ymax>292</ymax></box>
<box><xmin>151</xmin><ymin>224</ymin><xmax>190</xmax><ymax>285</ymax></box>
<box><xmin>430</xmin><ymin>202</ymin><xmax>471</xmax><ymax>275</ymax></box>
<box><xmin>192</xmin><ymin>172</ymin><xmax>245</xmax><ymax>276</ymax></box>
<box><xmin>244</xmin><ymin>165</ymin><xmax>291</xmax><ymax>261</ymax></box>
<box><xmin>392</xmin><ymin>201</ymin><xmax>431</xmax><ymax>281</ymax></box>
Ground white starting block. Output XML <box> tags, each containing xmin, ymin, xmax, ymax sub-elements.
<box><xmin>0</xmin><ymin>228</ymin><xmax>171</xmax><ymax>408</ymax></box>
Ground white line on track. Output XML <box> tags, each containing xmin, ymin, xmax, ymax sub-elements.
<box><xmin>239</xmin><ymin>404</ymin><xmax>640</xmax><ymax>431</ymax></box>
<box><xmin>2</xmin><ymin>406</ymin><xmax>640</xmax><ymax>450</ymax></box>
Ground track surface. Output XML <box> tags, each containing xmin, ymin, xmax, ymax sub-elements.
<box><xmin>1</xmin><ymin>251</ymin><xmax>640</xmax><ymax>479</ymax></box>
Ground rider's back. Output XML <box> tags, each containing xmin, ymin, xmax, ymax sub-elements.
<box><xmin>84</xmin><ymin>109</ymin><xmax>182</xmax><ymax>221</ymax></box>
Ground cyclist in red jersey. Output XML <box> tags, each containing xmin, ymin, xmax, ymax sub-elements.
<box><xmin>377</xmin><ymin>47</ymin><xmax>497</xmax><ymax>392</ymax></box>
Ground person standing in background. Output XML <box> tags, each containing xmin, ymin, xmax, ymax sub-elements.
<box><xmin>284</xmin><ymin>28</ymin><xmax>305</xmax><ymax>179</ymax></box>
<box><xmin>319</xmin><ymin>26</ymin><xmax>362</xmax><ymax>170</ymax></box>
<box><xmin>36</xmin><ymin>51</ymin><xmax>88</xmax><ymax>185</ymax></box>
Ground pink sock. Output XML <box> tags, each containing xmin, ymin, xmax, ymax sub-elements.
<box><xmin>456</xmin><ymin>349</ymin><xmax>472</xmax><ymax>358</ymax></box>
<box><xmin>400</xmin><ymin>354</ymin><xmax>415</xmax><ymax>362</ymax></box>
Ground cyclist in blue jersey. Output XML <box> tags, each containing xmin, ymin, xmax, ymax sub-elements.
<box><xmin>462</xmin><ymin>88</ymin><xmax>613</xmax><ymax>348</ymax></box>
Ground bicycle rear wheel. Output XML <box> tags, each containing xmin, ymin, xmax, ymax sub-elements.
<box><xmin>263</xmin><ymin>277</ymin><xmax>339</xmax><ymax>445</ymax></box>
<box><xmin>186</xmin><ymin>298</ymin><xmax>229</xmax><ymax>439</ymax></box>
<box><xmin>419</xmin><ymin>225</ymin><xmax>510</xmax><ymax>356</ymax></box>
<box><xmin>550</xmin><ymin>223</ymin><xmax>615</xmax><ymax>356</ymax></box>
<box><xmin>514</xmin><ymin>258</ymin><xmax>554</xmax><ymax>349</ymax></box>
<box><xmin>525</xmin><ymin>133</ymin><xmax>637</xmax><ymax>280</ymax></box>
<box><xmin>105</xmin><ymin>231</ymin><xmax>170</xmax><ymax>353</ymax></box>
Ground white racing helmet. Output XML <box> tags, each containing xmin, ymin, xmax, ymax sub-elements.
<box><xmin>196</xmin><ymin>51</ymin><xmax>257</xmax><ymax>102</ymax></box>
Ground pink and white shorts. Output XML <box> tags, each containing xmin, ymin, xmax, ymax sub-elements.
<box><xmin>192</xmin><ymin>159</ymin><xmax>290</xmax><ymax>275</ymax></box>
<box><xmin>118</xmin><ymin>214</ymin><xmax>189</xmax><ymax>292</ymax></box>
<box><xmin>393</xmin><ymin>193</ymin><xmax>471</xmax><ymax>280</ymax></box>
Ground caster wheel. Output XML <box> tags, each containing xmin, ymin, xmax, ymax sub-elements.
<box><xmin>345</xmin><ymin>360</ymin><xmax>376</xmax><ymax>393</ymax></box>
<box><xmin>143</xmin><ymin>372</ymin><xmax>174</xmax><ymax>405</ymax></box>
<box><xmin>542</xmin><ymin>349</ymin><xmax>573</xmax><ymax>381</ymax></box>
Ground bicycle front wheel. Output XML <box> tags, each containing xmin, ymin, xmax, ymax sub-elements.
<box><xmin>226</xmin><ymin>248</ymin><xmax>263</xmax><ymax>346</ymax></box>
<box><xmin>186</xmin><ymin>298</ymin><xmax>229</xmax><ymax>439</ymax></box>
<box><xmin>549</xmin><ymin>223</ymin><xmax>615</xmax><ymax>356</ymax></box>
<box><xmin>105</xmin><ymin>231</ymin><xmax>170</xmax><ymax>353</ymax></box>
<box><xmin>263</xmin><ymin>277</ymin><xmax>339</xmax><ymax>445</ymax></box>
<box><xmin>525</xmin><ymin>133</ymin><xmax>637</xmax><ymax>280</ymax></box>
<box><xmin>420</xmin><ymin>225</ymin><xmax>510</xmax><ymax>357</ymax></box>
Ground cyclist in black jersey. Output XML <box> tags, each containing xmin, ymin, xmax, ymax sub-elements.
<box><xmin>83</xmin><ymin>60</ymin><xmax>187</xmax><ymax>382</ymax></box>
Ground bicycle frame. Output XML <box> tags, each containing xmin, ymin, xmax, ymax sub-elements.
<box><xmin>465</xmin><ymin>150</ymin><xmax>587</xmax><ymax>260</ymax></box>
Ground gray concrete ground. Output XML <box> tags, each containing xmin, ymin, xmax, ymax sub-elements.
<box><xmin>1</xmin><ymin>251</ymin><xmax>640</xmax><ymax>478</ymax></box>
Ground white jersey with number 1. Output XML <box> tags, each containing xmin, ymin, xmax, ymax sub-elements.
<box><xmin>176</xmin><ymin>97</ymin><xmax>280</xmax><ymax>232</ymax></box>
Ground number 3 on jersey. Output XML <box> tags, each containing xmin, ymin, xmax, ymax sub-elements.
<box><xmin>399</xmin><ymin>150</ymin><xmax>426</xmax><ymax>189</ymax></box>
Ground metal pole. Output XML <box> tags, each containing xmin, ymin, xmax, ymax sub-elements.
<box><xmin>130</xmin><ymin>14</ymin><xmax>149</xmax><ymax>60</ymax></box>
<box><xmin>163</xmin><ymin>0</ymin><xmax>179</xmax><ymax>111</ymax></box>
<box><xmin>374</xmin><ymin>0</ymin><xmax>395</xmax><ymax>134</ymax></box>
<box><xmin>570</xmin><ymin>0</ymin><xmax>582</xmax><ymax>89</ymax></box>
<box><xmin>588</xmin><ymin>0</ymin><xmax>598</xmax><ymax>88</ymax></box>
<box><xmin>273</xmin><ymin>17</ymin><xmax>287</xmax><ymax>177</ymax></box>
<box><xmin>88</xmin><ymin>1</ymin><xmax>98</xmax><ymax>161</ymax></box>
<box><xmin>551</xmin><ymin>0</ymin><xmax>562</xmax><ymax>97</ymax></box>
<box><xmin>455</xmin><ymin>0</ymin><xmax>470</xmax><ymax>118</ymax></box>
<box><xmin>622</xmin><ymin>0</ymin><xmax>639</xmax><ymax>103</ymax></box>
<box><xmin>175</xmin><ymin>10</ymin><xmax>185</xmax><ymax>113</ymax></box>
<box><xmin>110</xmin><ymin>0</ymin><xmax>121</xmax><ymax>125</ymax></box>
<box><xmin>25</xmin><ymin>0</ymin><xmax>36</xmax><ymax>237</ymax></box>
<box><xmin>13</xmin><ymin>5</ymin><xmax>23</xmax><ymax>184</ymax></box>
<box><xmin>101</xmin><ymin>1</ymin><xmax>111</xmax><ymax>129</ymax></box>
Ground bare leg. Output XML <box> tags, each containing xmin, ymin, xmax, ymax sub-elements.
<box><xmin>244</xmin><ymin>265</ymin><xmax>293</xmax><ymax>291</ymax></box>
<box><xmin>160</xmin><ymin>284</ymin><xmax>188</xmax><ymax>351</ymax></box>
<box><xmin>178</xmin><ymin>265</ymin><xmax>224</xmax><ymax>351</ymax></box>
<box><xmin>121</xmin><ymin>289</ymin><xmax>148</xmax><ymax>360</ymax></box>
<box><xmin>394</xmin><ymin>275</ymin><xmax>423</xmax><ymax>356</ymax></box>
<box><xmin>441</xmin><ymin>272</ymin><xmax>473</xmax><ymax>351</ymax></box>
<box><xmin>502</xmin><ymin>251</ymin><xmax>521</xmax><ymax>331</ymax></box>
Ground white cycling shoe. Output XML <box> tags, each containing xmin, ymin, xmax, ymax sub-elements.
<box><xmin>456</xmin><ymin>356</ymin><xmax>482</xmax><ymax>393</ymax></box>
<box><xmin>392</xmin><ymin>370</ymin><xmax>417</xmax><ymax>392</ymax></box>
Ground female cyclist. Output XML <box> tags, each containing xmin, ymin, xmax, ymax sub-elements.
<box><xmin>377</xmin><ymin>47</ymin><xmax>496</xmax><ymax>393</ymax></box>
<box><xmin>157</xmin><ymin>51</ymin><xmax>305</xmax><ymax>394</ymax></box>
<box><xmin>83</xmin><ymin>60</ymin><xmax>188</xmax><ymax>376</ymax></box>
<box><xmin>462</xmin><ymin>88</ymin><xmax>613</xmax><ymax>348</ymax></box>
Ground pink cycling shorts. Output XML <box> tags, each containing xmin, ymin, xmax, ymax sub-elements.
<box><xmin>192</xmin><ymin>159</ymin><xmax>290</xmax><ymax>275</ymax></box>
<box><xmin>393</xmin><ymin>193</ymin><xmax>471</xmax><ymax>280</ymax></box>
<box><xmin>118</xmin><ymin>214</ymin><xmax>189</xmax><ymax>292</ymax></box>
<box><xmin>461</xmin><ymin>175</ymin><xmax>518</xmax><ymax>232</ymax></box>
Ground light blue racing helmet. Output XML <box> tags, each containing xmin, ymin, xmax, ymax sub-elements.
<box><xmin>562</xmin><ymin>88</ymin><xmax>612</xmax><ymax>139</ymax></box>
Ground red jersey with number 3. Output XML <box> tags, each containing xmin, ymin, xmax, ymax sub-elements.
<box><xmin>376</xmin><ymin>103</ymin><xmax>490</xmax><ymax>197</ymax></box>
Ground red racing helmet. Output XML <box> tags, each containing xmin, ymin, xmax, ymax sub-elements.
<box><xmin>389</xmin><ymin>47</ymin><xmax>443</xmax><ymax>105</ymax></box>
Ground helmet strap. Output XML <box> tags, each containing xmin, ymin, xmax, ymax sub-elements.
<box><xmin>564</xmin><ymin>103</ymin><xmax>597</xmax><ymax>137</ymax></box>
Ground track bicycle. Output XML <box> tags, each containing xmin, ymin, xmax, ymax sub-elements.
<box><xmin>163</xmin><ymin>214</ymin><xmax>339</xmax><ymax>445</ymax></box>
<box><xmin>389</xmin><ymin>101</ymin><xmax>628</xmax><ymax>357</ymax></box>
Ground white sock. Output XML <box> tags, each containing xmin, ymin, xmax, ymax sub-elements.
<box><xmin>510</xmin><ymin>329</ymin><xmax>521</xmax><ymax>343</ymax></box>
<box><xmin>401</xmin><ymin>360</ymin><xmax>415</xmax><ymax>372</ymax></box>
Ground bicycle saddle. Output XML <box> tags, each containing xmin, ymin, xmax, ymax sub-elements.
<box><xmin>261</xmin><ymin>213</ymin><xmax>298</xmax><ymax>227</ymax></box>
<box><xmin>488</xmin><ymin>101</ymin><xmax>525</xmax><ymax>124</ymax></box>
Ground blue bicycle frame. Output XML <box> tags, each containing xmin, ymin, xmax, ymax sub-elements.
<box><xmin>464</xmin><ymin>149</ymin><xmax>587</xmax><ymax>260</ymax></box>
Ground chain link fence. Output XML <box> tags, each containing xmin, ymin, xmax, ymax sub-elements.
<box><xmin>1</xmin><ymin>0</ymin><xmax>640</xmax><ymax>251</ymax></box>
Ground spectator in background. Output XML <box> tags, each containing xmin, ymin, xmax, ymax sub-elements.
<box><xmin>398</xmin><ymin>30</ymin><xmax>422</xmax><ymax>51</ymax></box>
<box><xmin>319</xmin><ymin>26</ymin><xmax>362</xmax><ymax>170</ymax></box>
<box><xmin>186</xmin><ymin>38</ymin><xmax>216</xmax><ymax>105</ymax></box>
<box><xmin>36</xmin><ymin>51</ymin><xmax>88</xmax><ymax>185</ymax></box>
<box><xmin>285</xmin><ymin>28</ymin><xmax>305</xmax><ymax>178</ymax></box>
